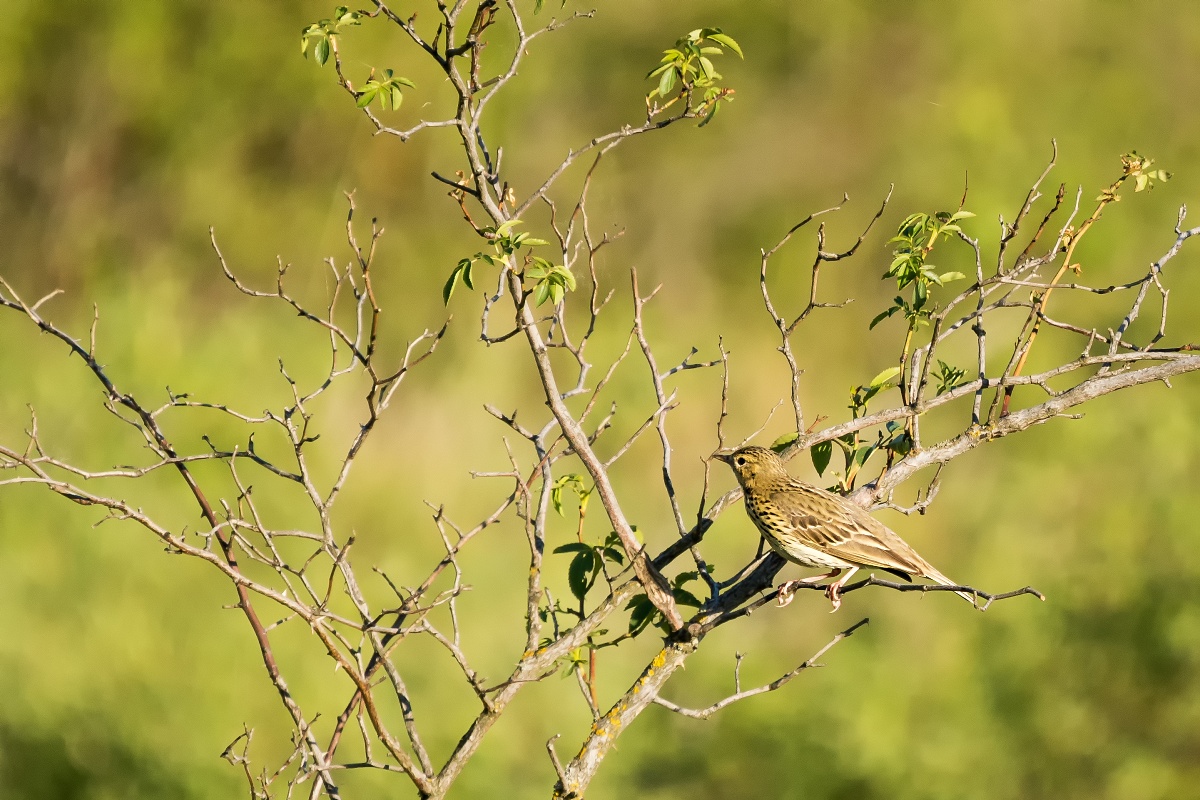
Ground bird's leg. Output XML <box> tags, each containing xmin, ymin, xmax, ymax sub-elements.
<box><xmin>777</xmin><ymin>569</ymin><xmax>841</xmax><ymax>607</ymax></box>
<box><xmin>825</xmin><ymin>567</ymin><xmax>860</xmax><ymax>612</ymax></box>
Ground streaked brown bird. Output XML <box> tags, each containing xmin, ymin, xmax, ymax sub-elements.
<box><xmin>716</xmin><ymin>445</ymin><xmax>974</xmax><ymax>611</ymax></box>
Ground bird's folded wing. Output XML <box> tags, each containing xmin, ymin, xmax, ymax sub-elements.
<box><xmin>774</xmin><ymin>485</ymin><xmax>932</xmax><ymax>576</ymax></box>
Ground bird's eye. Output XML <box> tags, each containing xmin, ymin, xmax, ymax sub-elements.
<box><xmin>735</xmin><ymin>456</ymin><xmax>746</xmax><ymax>466</ymax></box>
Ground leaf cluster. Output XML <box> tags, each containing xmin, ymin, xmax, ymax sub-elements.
<box><xmin>871</xmin><ymin>210</ymin><xmax>971</xmax><ymax>330</ymax></box>
<box><xmin>646</xmin><ymin>28</ymin><xmax>743</xmax><ymax>126</ymax></box>
<box><xmin>526</xmin><ymin>260</ymin><xmax>577</xmax><ymax>307</ymax></box>
<box><xmin>553</xmin><ymin>533</ymin><xmax>625</xmax><ymax>606</ymax></box>
<box><xmin>810</xmin><ymin>425</ymin><xmax>912</xmax><ymax>493</ymax></box>
<box><xmin>932</xmin><ymin>359</ymin><xmax>967</xmax><ymax>395</ymax></box>
<box><xmin>850</xmin><ymin>366</ymin><xmax>902</xmax><ymax>415</ymax></box>
<box><xmin>1121</xmin><ymin>150</ymin><xmax>1171</xmax><ymax>195</ymax></box>
<box><xmin>443</xmin><ymin>220</ymin><xmax>576</xmax><ymax>307</ymax></box>
<box><xmin>803</xmin><ymin>368</ymin><xmax>915</xmax><ymax>491</ymax></box>
<box><xmin>300</xmin><ymin>6</ymin><xmax>361</xmax><ymax>65</ymax></box>
<box><xmin>543</xmin><ymin>514</ymin><xmax>708</xmax><ymax>638</ymax></box>
<box><xmin>551</xmin><ymin>474</ymin><xmax>591</xmax><ymax>518</ymax></box>
<box><xmin>303</xmin><ymin>6</ymin><xmax>415</xmax><ymax>112</ymax></box>
<box><xmin>356</xmin><ymin>69</ymin><xmax>416</xmax><ymax>111</ymax></box>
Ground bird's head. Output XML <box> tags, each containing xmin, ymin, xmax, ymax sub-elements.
<box><xmin>714</xmin><ymin>445</ymin><xmax>787</xmax><ymax>488</ymax></box>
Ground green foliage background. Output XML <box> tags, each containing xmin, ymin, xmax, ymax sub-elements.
<box><xmin>2</xmin><ymin>1</ymin><xmax>1200</xmax><ymax>798</ymax></box>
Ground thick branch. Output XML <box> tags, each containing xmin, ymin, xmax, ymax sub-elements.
<box><xmin>858</xmin><ymin>355</ymin><xmax>1200</xmax><ymax>504</ymax></box>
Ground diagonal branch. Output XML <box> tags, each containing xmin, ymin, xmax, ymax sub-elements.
<box><xmin>652</xmin><ymin>618</ymin><xmax>869</xmax><ymax>719</ymax></box>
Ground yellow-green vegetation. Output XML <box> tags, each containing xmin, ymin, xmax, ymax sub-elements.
<box><xmin>3</xmin><ymin>2</ymin><xmax>1200</xmax><ymax>799</ymax></box>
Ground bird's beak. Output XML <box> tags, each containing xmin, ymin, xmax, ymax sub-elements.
<box><xmin>713</xmin><ymin>451</ymin><xmax>733</xmax><ymax>464</ymax></box>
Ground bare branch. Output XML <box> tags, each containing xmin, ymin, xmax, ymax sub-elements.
<box><xmin>653</xmin><ymin>618</ymin><xmax>869</xmax><ymax>719</ymax></box>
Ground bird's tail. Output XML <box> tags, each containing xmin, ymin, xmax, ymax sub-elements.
<box><xmin>925</xmin><ymin>567</ymin><xmax>979</xmax><ymax>608</ymax></box>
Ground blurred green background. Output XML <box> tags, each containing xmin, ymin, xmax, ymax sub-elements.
<box><xmin>3</xmin><ymin>1</ymin><xmax>1200</xmax><ymax>798</ymax></box>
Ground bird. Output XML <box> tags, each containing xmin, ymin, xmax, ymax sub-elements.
<box><xmin>715</xmin><ymin>445</ymin><xmax>975</xmax><ymax>612</ymax></box>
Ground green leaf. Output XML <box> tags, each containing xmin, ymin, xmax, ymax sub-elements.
<box><xmin>625</xmin><ymin>594</ymin><xmax>656</xmax><ymax>635</ymax></box>
<box><xmin>853</xmin><ymin>443</ymin><xmax>877</xmax><ymax>467</ymax></box>
<box><xmin>555</xmin><ymin>266</ymin><xmax>577</xmax><ymax>291</ymax></box>
<box><xmin>553</xmin><ymin>542</ymin><xmax>592</xmax><ymax>555</ymax></box>
<box><xmin>770</xmin><ymin>431</ymin><xmax>799</xmax><ymax>453</ymax></box>
<box><xmin>870</xmin><ymin>306</ymin><xmax>899</xmax><ymax>329</ymax></box>
<box><xmin>560</xmin><ymin>647</ymin><xmax>588</xmax><ymax>676</ymax></box>
<box><xmin>934</xmin><ymin>360</ymin><xmax>967</xmax><ymax>395</ymax></box>
<box><xmin>869</xmin><ymin>366</ymin><xmax>902</xmax><ymax>388</ymax></box>
<box><xmin>658</xmin><ymin>67</ymin><xmax>676</xmax><ymax>97</ymax></box>
<box><xmin>442</xmin><ymin>262</ymin><xmax>463</xmax><ymax>304</ymax></box>
<box><xmin>897</xmin><ymin>213</ymin><xmax>927</xmax><ymax>236</ymax></box>
<box><xmin>532</xmin><ymin>280</ymin><xmax>552</xmax><ymax>307</ymax></box>
<box><xmin>811</xmin><ymin>440</ymin><xmax>833</xmax><ymax>476</ymax></box>
<box><xmin>568</xmin><ymin>550</ymin><xmax>598</xmax><ymax>602</ymax></box>
<box><xmin>939</xmin><ymin>271</ymin><xmax>966</xmax><ymax>283</ymax></box>
<box><xmin>888</xmin><ymin>431</ymin><xmax>913</xmax><ymax>457</ymax></box>
<box><xmin>834</xmin><ymin>435</ymin><xmax>857</xmax><ymax>470</ymax></box>
<box><xmin>602</xmin><ymin>546</ymin><xmax>624</xmax><ymax>565</ymax></box>
<box><xmin>315</xmin><ymin>37</ymin><xmax>330</xmax><ymax>66</ymax></box>
<box><xmin>552</xmin><ymin>474</ymin><xmax>589</xmax><ymax>516</ymax></box>
<box><xmin>857</xmin><ymin>384</ymin><xmax>883</xmax><ymax>405</ymax></box>
<box><xmin>672</xmin><ymin>570</ymin><xmax>699</xmax><ymax>588</ymax></box>
<box><xmin>705</xmin><ymin>32</ymin><xmax>744</xmax><ymax>58</ymax></box>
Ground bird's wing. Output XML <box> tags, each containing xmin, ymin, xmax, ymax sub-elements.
<box><xmin>772</xmin><ymin>482</ymin><xmax>937</xmax><ymax>577</ymax></box>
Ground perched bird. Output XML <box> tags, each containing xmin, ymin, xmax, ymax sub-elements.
<box><xmin>715</xmin><ymin>445</ymin><xmax>974</xmax><ymax>611</ymax></box>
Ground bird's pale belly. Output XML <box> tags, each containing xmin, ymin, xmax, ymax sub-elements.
<box><xmin>765</xmin><ymin>533</ymin><xmax>855</xmax><ymax>570</ymax></box>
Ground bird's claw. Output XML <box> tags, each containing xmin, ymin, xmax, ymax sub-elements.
<box><xmin>825</xmin><ymin>583</ymin><xmax>843</xmax><ymax>613</ymax></box>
